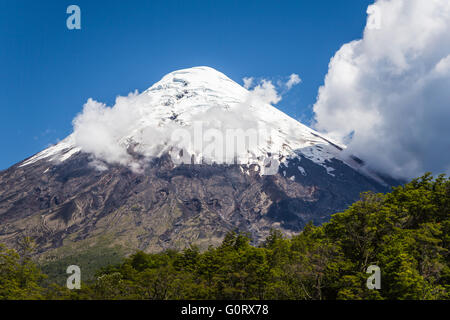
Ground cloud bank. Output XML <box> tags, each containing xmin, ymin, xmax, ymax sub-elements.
<box><xmin>72</xmin><ymin>72</ymin><xmax>301</xmax><ymax>172</ymax></box>
<box><xmin>313</xmin><ymin>0</ymin><xmax>450</xmax><ymax>178</ymax></box>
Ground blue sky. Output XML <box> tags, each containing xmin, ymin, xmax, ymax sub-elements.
<box><xmin>0</xmin><ymin>0</ymin><xmax>374</xmax><ymax>170</ymax></box>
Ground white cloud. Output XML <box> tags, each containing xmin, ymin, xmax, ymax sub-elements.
<box><xmin>72</xmin><ymin>80</ymin><xmax>283</xmax><ymax>172</ymax></box>
<box><xmin>243</xmin><ymin>77</ymin><xmax>254</xmax><ymax>89</ymax></box>
<box><xmin>286</xmin><ymin>73</ymin><xmax>301</xmax><ymax>90</ymax></box>
<box><xmin>243</xmin><ymin>73</ymin><xmax>302</xmax><ymax>104</ymax></box>
<box><xmin>72</xmin><ymin>68</ymin><xmax>303</xmax><ymax>172</ymax></box>
<box><xmin>313</xmin><ymin>0</ymin><xmax>450</xmax><ymax>178</ymax></box>
<box><xmin>72</xmin><ymin>93</ymin><xmax>141</xmax><ymax>167</ymax></box>
<box><xmin>249</xmin><ymin>79</ymin><xmax>281</xmax><ymax>105</ymax></box>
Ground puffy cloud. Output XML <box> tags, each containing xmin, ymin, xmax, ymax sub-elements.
<box><xmin>243</xmin><ymin>77</ymin><xmax>254</xmax><ymax>89</ymax></box>
<box><xmin>71</xmin><ymin>78</ymin><xmax>291</xmax><ymax>172</ymax></box>
<box><xmin>313</xmin><ymin>0</ymin><xmax>450</xmax><ymax>178</ymax></box>
<box><xmin>242</xmin><ymin>73</ymin><xmax>302</xmax><ymax>104</ymax></box>
<box><xmin>72</xmin><ymin>68</ymin><xmax>303</xmax><ymax>173</ymax></box>
<box><xmin>72</xmin><ymin>92</ymin><xmax>143</xmax><ymax>167</ymax></box>
<box><xmin>286</xmin><ymin>73</ymin><xmax>301</xmax><ymax>90</ymax></box>
<box><xmin>250</xmin><ymin>79</ymin><xmax>281</xmax><ymax>105</ymax></box>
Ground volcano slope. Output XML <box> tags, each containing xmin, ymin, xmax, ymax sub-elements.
<box><xmin>0</xmin><ymin>67</ymin><xmax>399</xmax><ymax>263</ymax></box>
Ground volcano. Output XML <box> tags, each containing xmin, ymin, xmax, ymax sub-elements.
<box><xmin>0</xmin><ymin>67</ymin><xmax>398</xmax><ymax>260</ymax></box>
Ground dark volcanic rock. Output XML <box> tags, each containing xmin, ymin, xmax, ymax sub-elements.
<box><xmin>0</xmin><ymin>150</ymin><xmax>397</xmax><ymax>258</ymax></box>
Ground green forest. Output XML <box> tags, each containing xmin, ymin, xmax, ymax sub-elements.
<box><xmin>1</xmin><ymin>173</ymin><xmax>449</xmax><ymax>300</ymax></box>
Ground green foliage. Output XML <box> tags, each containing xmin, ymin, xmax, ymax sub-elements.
<box><xmin>1</xmin><ymin>173</ymin><xmax>448</xmax><ymax>300</ymax></box>
<box><xmin>0</xmin><ymin>237</ymin><xmax>46</xmax><ymax>299</ymax></box>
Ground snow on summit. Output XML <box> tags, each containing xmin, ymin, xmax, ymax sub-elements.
<box><xmin>20</xmin><ymin>66</ymin><xmax>349</xmax><ymax>175</ymax></box>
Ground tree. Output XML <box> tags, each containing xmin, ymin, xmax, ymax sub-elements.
<box><xmin>0</xmin><ymin>238</ymin><xmax>46</xmax><ymax>299</ymax></box>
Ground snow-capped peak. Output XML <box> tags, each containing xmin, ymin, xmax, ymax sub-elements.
<box><xmin>20</xmin><ymin>66</ymin><xmax>349</xmax><ymax>176</ymax></box>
